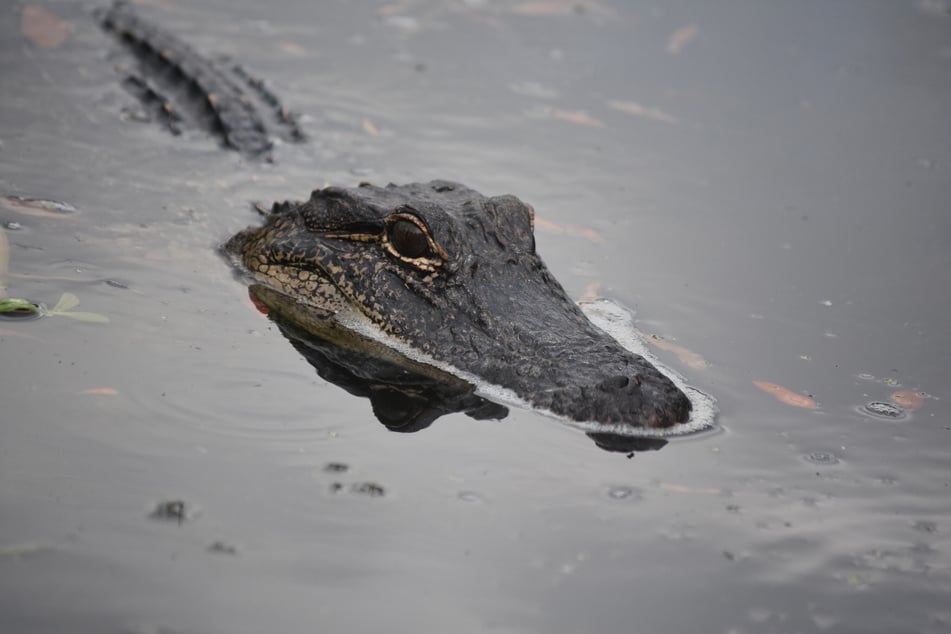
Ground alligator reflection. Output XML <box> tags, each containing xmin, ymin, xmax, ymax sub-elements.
<box><xmin>250</xmin><ymin>285</ymin><xmax>666</xmax><ymax>454</ymax></box>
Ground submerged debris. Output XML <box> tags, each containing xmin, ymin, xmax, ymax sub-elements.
<box><xmin>330</xmin><ymin>482</ymin><xmax>386</xmax><ymax>497</ymax></box>
<box><xmin>0</xmin><ymin>195</ymin><xmax>77</xmax><ymax>218</ymax></box>
<box><xmin>207</xmin><ymin>540</ymin><xmax>239</xmax><ymax>555</ymax></box>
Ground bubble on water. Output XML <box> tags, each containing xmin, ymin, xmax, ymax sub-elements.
<box><xmin>458</xmin><ymin>491</ymin><xmax>484</xmax><ymax>503</ymax></box>
<box><xmin>856</xmin><ymin>373</ymin><xmax>877</xmax><ymax>382</ymax></box>
<box><xmin>863</xmin><ymin>401</ymin><xmax>906</xmax><ymax>419</ymax></box>
<box><xmin>606</xmin><ymin>485</ymin><xmax>641</xmax><ymax>500</ymax></box>
<box><xmin>804</xmin><ymin>451</ymin><xmax>839</xmax><ymax>466</ymax></box>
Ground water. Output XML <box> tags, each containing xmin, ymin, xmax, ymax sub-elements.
<box><xmin>1</xmin><ymin>1</ymin><xmax>949</xmax><ymax>632</ymax></box>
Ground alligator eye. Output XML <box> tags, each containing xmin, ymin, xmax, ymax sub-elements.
<box><xmin>388</xmin><ymin>219</ymin><xmax>430</xmax><ymax>258</ymax></box>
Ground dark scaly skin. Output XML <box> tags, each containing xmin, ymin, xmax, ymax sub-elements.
<box><xmin>100</xmin><ymin>2</ymin><xmax>303</xmax><ymax>157</ymax></box>
<box><xmin>226</xmin><ymin>180</ymin><xmax>692</xmax><ymax>429</ymax></box>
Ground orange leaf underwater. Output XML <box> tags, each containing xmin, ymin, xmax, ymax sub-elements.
<box><xmin>890</xmin><ymin>389</ymin><xmax>929</xmax><ymax>411</ymax></box>
<box><xmin>21</xmin><ymin>6</ymin><xmax>69</xmax><ymax>49</ymax></box>
<box><xmin>81</xmin><ymin>388</ymin><xmax>119</xmax><ymax>396</ymax></box>
<box><xmin>647</xmin><ymin>335</ymin><xmax>708</xmax><ymax>370</ymax></box>
<box><xmin>753</xmin><ymin>381</ymin><xmax>817</xmax><ymax>409</ymax></box>
<box><xmin>547</xmin><ymin>108</ymin><xmax>604</xmax><ymax>128</ymax></box>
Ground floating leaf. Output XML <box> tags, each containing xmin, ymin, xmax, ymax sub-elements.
<box><xmin>362</xmin><ymin>118</ymin><xmax>380</xmax><ymax>137</ymax></box>
<box><xmin>890</xmin><ymin>389</ymin><xmax>928</xmax><ymax>411</ymax></box>
<box><xmin>0</xmin><ymin>297</ymin><xmax>41</xmax><ymax>317</ymax></box>
<box><xmin>607</xmin><ymin>100</ymin><xmax>678</xmax><ymax>124</ymax></box>
<box><xmin>51</xmin><ymin>292</ymin><xmax>80</xmax><ymax>313</ymax></box>
<box><xmin>0</xmin><ymin>195</ymin><xmax>77</xmax><ymax>218</ymax></box>
<box><xmin>0</xmin><ymin>542</ymin><xmax>51</xmax><ymax>559</ymax></box>
<box><xmin>667</xmin><ymin>24</ymin><xmax>699</xmax><ymax>54</ymax></box>
<box><xmin>45</xmin><ymin>292</ymin><xmax>110</xmax><ymax>323</ymax></box>
<box><xmin>512</xmin><ymin>2</ymin><xmax>574</xmax><ymax>16</ymax></box>
<box><xmin>377</xmin><ymin>4</ymin><xmax>406</xmax><ymax>17</ymax></box>
<box><xmin>576</xmin><ymin>282</ymin><xmax>602</xmax><ymax>303</ymax></box>
<box><xmin>534</xmin><ymin>216</ymin><xmax>604</xmax><ymax>243</ymax></box>
<box><xmin>648</xmin><ymin>335</ymin><xmax>708</xmax><ymax>370</ymax></box>
<box><xmin>0</xmin><ymin>328</ymin><xmax>42</xmax><ymax>340</ymax></box>
<box><xmin>658</xmin><ymin>482</ymin><xmax>722</xmax><ymax>495</ymax></box>
<box><xmin>512</xmin><ymin>1</ymin><xmax>618</xmax><ymax>18</ymax></box>
<box><xmin>20</xmin><ymin>6</ymin><xmax>69</xmax><ymax>49</ymax></box>
<box><xmin>278</xmin><ymin>42</ymin><xmax>308</xmax><ymax>57</ymax></box>
<box><xmin>846</xmin><ymin>574</ymin><xmax>868</xmax><ymax>588</ymax></box>
<box><xmin>753</xmin><ymin>380</ymin><xmax>817</xmax><ymax>409</ymax></box>
<box><xmin>55</xmin><ymin>311</ymin><xmax>110</xmax><ymax>323</ymax></box>
<box><xmin>548</xmin><ymin>107</ymin><xmax>604</xmax><ymax>128</ymax></box>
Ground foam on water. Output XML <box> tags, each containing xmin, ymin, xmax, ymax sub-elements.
<box><xmin>332</xmin><ymin>298</ymin><xmax>717</xmax><ymax>438</ymax></box>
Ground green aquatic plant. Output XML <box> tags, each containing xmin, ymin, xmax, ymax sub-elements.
<box><xmin>0</xmin><ymin>297</ymin><xmax>41</xmax><ymax>317</ymax></box>
<box><xmin>1</xmin><ymin>226</ymin><xmax>108</xmax><ymax>323</ymax></box>
<box><xmin>44</xmin><ymin>292</ymin><xmax>110</xmax><ymax>323</ymax></box>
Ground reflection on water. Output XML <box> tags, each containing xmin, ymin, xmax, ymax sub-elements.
<box><xmin>249</xmin><ymin>284</ymin><xmax>673</xmax><ymax>454</ymax></box>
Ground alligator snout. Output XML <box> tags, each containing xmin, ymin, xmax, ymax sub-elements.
<box><xmin>539</xmin><ymin>366</ymin><xmax>691</xmax><ymax>429</ymax></box>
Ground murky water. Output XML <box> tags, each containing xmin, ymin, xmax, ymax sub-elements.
<box><xmin>2</xmin><ymin>1</ymin><xmax>949</xmax><ymax>632</ymax></box>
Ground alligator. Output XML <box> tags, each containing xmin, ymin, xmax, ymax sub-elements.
<box><xmin>97</xmin><ymin>3</ymin><xmax>696</xmax><ymax>433</ymax></box>
<box><xmin>226</xmin><ymin>181</ymin><xmax>693</xmax><ymax>430</ymax></box>
<box><xmin>99</xmin><ymin>1</ymin><xmax>303</xmax><ymax>158</ymax></box>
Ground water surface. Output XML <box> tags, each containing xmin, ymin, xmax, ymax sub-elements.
<box><xmin>1</xmin><ymin>1</ymin><xmax>949</xmax><ymax>632</ymax></box>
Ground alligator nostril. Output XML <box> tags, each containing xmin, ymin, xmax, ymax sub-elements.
<box><xmin>598</xmin><ymin>375</ymin><xmax>630</xmax><ymax>391</ymax></box>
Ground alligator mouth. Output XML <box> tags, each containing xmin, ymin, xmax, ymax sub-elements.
<box><xmin>225</xmin><ymin>229</ymin><xmax>375</xmax><ymax>321</ymax></box>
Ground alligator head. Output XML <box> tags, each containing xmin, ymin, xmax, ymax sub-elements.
<box><xmin>225</xmin><ymin>180</ymin><xmax>692</xmax><ymax>429</ymax></box>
